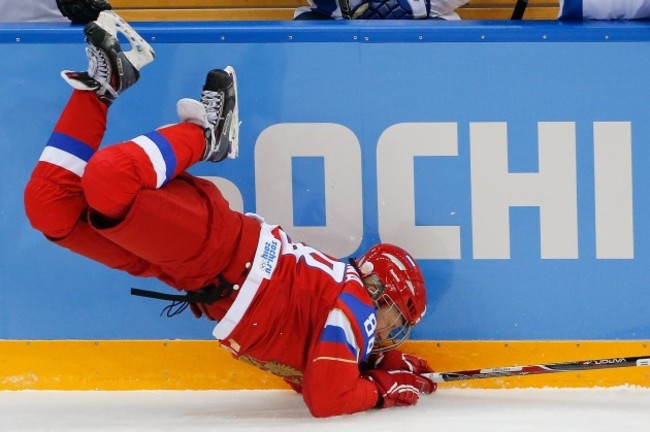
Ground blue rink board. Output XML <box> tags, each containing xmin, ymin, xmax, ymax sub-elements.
<box><xmin>1</xmin><ymin>21</ymin><xmax>649</xmax><ymax>340</ymax></box>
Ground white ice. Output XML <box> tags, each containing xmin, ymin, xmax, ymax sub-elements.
<box><xmin>1</xmin><ymin>388</ymin><xmax>649</xmax><ymax>431</ymax></box>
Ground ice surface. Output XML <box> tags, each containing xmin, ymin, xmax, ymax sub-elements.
<box><xmin>1</xmin><ymin>388</ymin><xmax>649</xmax><ymax>431</ymax></box>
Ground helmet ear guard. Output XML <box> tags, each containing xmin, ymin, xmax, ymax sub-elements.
<box><xmin>349</xmin><ymin>258</ymin><xmax>385</xmax><ymax>301</ymax></box>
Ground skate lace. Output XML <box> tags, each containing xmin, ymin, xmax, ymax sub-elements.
<box><xmin>86</xmin><ymin>45</ymin><xmax>118</xmax><ymax>97</ymax></box>
<box><xmin>160</xmin><ymin>300</ymin><xmax>189</xmax><ymax>317</ymax></box>
<box><xmin>201</xmin><ymin>90</ymin><xmax>224</xmax><ymax>125</ymax></box>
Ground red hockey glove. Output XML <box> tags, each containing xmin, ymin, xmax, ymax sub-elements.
<box><xmin>363</xmin><ymin>369</ymin><xmax>436</xmax><ymax>409</ymax></box>
<box><xmin>369</xmin><ymin>349</ymin><xmax>434</xmax><ymax>375</ymax></box>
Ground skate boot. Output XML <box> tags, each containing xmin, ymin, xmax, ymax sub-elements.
<box><xmin>176</xmin><ymin>67</ymin><xmax>240</xmax><ymax>162</ymax></box>
<box><xmin>61</xmin><ymin>11</ymin><xmax>155</xmax><ymax>105</ymax></box>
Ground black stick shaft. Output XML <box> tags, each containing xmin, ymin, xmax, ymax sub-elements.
<box><xmin>511</xmin><ymin>0</ymin><xmax>529</xmax><ymax>20</ymax></box>
<box><xmin>422</xmin><ymin>355</ymin><xmax>650</xmax><ymax>383</ymax></box>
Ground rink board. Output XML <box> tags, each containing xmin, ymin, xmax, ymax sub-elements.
<box><xmin>1</xmin><ymin>340</ymin><xmax>649</xmax><ymax>390</ymax></box>
<box><xmin>1</xmin><ymin>21</ymin><xmax>650</xmax><ymax>389</ymax></box>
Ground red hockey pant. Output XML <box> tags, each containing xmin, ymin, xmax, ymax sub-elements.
<box><xmin>24</xmin><ymin>90</ymin><xmax>258</xmax><ymax>291</ymax></box>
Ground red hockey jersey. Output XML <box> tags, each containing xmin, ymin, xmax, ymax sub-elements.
<box><xmin>208</xmin><ymin>222</ymin><xmax>380</xmax><ymax>417</ymax></box>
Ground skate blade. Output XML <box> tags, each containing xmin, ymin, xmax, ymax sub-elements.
<box><xmin>224</xmin><ymin>65</ymin><xmax>239</xmax><ymax>160</ymax></box>
<box><xmin>95</xmin><ymin>10</ymin><xmax>156</xmax><ymax>71</ymax></box>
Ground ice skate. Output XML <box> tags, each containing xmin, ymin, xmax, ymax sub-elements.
<box><xmin>176</xmin><ymin>67</ymin><xmax>240</xmax><ymax>162</ymax></box>
<box><xmin>61</xmin><ymin>10</ymin><xmax>155</xmax><ymax>105</ymax></box>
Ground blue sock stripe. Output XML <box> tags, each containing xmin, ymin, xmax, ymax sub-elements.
<box><xmin>144</xmin><ymin>131</ymin><xmax>177</xmax><ymax>185</ymax></box>
<box><xmin>47</xmin><ymin>132</ymin><xmax>95</xmax><ymax>162</ymax></box>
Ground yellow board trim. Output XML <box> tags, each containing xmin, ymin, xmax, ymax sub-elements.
<box><xmin>1</xmin><ymin>340</ymin><xmax>648</xmax><ymax>390</ymax></box>
<box><xmin>405</xmin><ymin>340</ymin><xmax>650</xmax><ymax>389</ymax></box>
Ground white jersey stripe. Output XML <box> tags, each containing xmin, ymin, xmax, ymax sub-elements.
<box><xmin>324</xmin><ymin>308</ymin><xmax>360</xmax><ymax>359</ymax></box>
<box><xmin>131</xmin><ymin>135</ymin><xmax>167</xmax><ymax>188</ymax></box>
<box><xmin>212</xmin><ymin>222</ymin><xmax>280</xmax><ymax>340</ymax></box>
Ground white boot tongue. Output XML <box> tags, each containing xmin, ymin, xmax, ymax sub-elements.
<box><xmin>60</xmin><ymin>70</ymin><xmax>98</xmax><ymax>91</ymax></box>
<box><xmin>176</xmin><ymin>98</ymin><xmax>209</xmax><ymax>128</ymax></box>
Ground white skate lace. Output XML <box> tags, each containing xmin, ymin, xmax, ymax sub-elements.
<box><xmin>201</xmin><ymin>90</ymin><xmax>224</xmax><ymax>125</ymax></box>
<box><xmin>86</xmin><ymin>45</ymin><xmax>118</xmax><ymax>97</ymax></box>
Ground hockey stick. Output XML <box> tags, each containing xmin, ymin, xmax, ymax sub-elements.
<box><xmin>422</xmin><ymin>355</ymin><xmax>650</xmax><ymax>383</ymax></box>
<box><xmin>511</xmin><ymin>0</ymin><xmax>528</xmax><ymax>20</ymax></box>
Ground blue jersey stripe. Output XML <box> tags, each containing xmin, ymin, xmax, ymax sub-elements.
<box><xmin>47</xmin><ymin>132</ymin><xmax>95</xmax><ymax>162</ymax></box>
<box><xmin>320</xmin><ymin>325</ymin><xmax>357</xmax><ymax>358</ymax></box>
<box><xmin>144</xmin><ymin>130</ymin><xmax>177</xmax><ymax>186</ymax></box>
<box><xmin>339</xmin><ymin>292</ymin><xmax>375</xmax><ymax>361</ymax></box>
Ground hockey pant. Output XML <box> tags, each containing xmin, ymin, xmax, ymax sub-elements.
<box><xmin>24</xmin><ymin>90</ymin><xmax>258</xmax><ymax>291</ymax></box>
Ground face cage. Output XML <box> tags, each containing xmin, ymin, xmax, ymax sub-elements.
<box><xmin>370</xmin><ymin>294</ymin><xmax>412</xmax><ymax>354</ymax></box>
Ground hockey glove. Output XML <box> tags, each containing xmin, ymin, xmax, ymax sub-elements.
<box><xmin>339</xmin><ymin>0</ymin><xmax>370</xmax><ymax>19</ymax></box>
<box><xmin>363</xmin><ymin>369</ymin><xmax>435</xmax><ymax>408</ymax></box>
<box><xmin>360</xmin><ymin>0</ymin><xmax>430</xmax><ymax>19</ymax></box>
<box><xmin>56</xmin><ymin>0</ymin><xmax>112</xmax><ymax>24</ymax></box>
<box><xmin>369</xmin><ymin>349</ymin><xmax>434</xmax><ymax>375</ymax></box>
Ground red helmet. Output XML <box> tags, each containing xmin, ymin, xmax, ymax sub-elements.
<box><xmin>355</xmin><ymin>243</ymin><xmax>427</xmax><ymax>353</ymax></box>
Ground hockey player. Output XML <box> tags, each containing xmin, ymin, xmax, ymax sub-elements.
<box><xmin>24</xmin><ymin>7</ymin><xmax>436</xmax><ymax>417</ymax></box>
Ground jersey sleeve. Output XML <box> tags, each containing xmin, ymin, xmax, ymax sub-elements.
<box><xmin>301</xmin><ymin>278</ymin><xmax>380</xmax><ymax>417</ymax></box>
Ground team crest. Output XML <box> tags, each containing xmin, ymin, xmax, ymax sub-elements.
<box><xmin>238</xmin><ymin>355</ymin><xmax>303</xmax><ymax>385</ymax></box>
